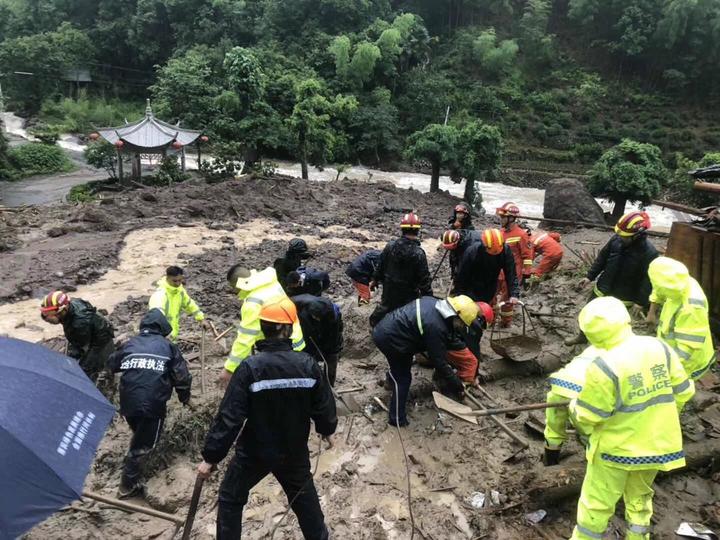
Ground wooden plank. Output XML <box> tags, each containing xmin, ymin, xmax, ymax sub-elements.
<box><xmin>666</xmin><ymin>223</ymin><xmax>702</xmax><ymax>275</ymax></box>
<box><xmin>713</xmin><ymin>234</ymin><xmax>720</xmax><ymax>321</ymax></box>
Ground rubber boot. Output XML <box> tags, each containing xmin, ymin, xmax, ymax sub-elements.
<box><xmin>543</xmin><ymin>447</ymin><xmax>561</xmax><ymax>466</ymax></box>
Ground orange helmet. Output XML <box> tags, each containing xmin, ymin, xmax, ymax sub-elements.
<box><xmin>482</xmin><ymin>228</ymin><xmax>505</xmax><ymax>255</ymax></box>
<box><xmin>548</xmin><ymin>232</ymin><xmax>561</xmax><ymax>243</ymax></box>
<box><xmin>496</xmin><ymin>202</ymin><xmax>520</xmax><ymax>217</ymax></box>
<box><xmin>259</xmin><ymin>298</ymin><xmax>298</xmax><ymax>324</ymax></box>
<box><xmin>40</xmin><ymin>291</ymin><xmax>70</xmax><ymax>314</ymax></box>
<box><xmin>441</xmin><ymin>230</ymin><xmax>461</xmax><ymax>250</ymax></box>
<box><xmin>400</xmin><ymin>212</ymin><xmax>422</xmax><ymax>230</ymax></box>
<box><xmin>615</xmin><ymin>211</ymin><xmax>651</xmax><ymax>237</ymax></box>
<box><xmin>476</xmin><ymin>301</ymin><xmax>495</xmax><ymax>326</ymax></box>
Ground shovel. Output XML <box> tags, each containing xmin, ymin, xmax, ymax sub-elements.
<box><xmin>180</xmin><ymin>475</ymin><xmax>205</xmax><ymax>540</ymax></box>
<box><xmin>432</xmin><ymin>392</ymin><xmax>479</xmax><ymax>425</ymax></box>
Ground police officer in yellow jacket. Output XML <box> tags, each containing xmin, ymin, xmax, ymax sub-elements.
<box><xmin>647</xmin><ymin>257</ymin><xmax>716</xmax><ymax>381</ymax></box>
<box><xmin>148</xmin><ymin>266</ymin><xmax>207</xmax><ymax>342</ymax></box>
<box><xmin>569</xmin><ymin>297</ymin><xmax>694</xmax><ymax>540</ymax></box>
<box><xmin>219</xmin><ymin>265</ymin><xmax>305</xmax><ymax>385</ymax></box>
<box><xmin>543</xmin><ymin>345</ymin><xmax>598</xmax><ymax>466</ymax></box>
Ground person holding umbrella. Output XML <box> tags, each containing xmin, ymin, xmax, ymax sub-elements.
<box><xmin>108</xmin><ymin>308</ymin><xmax>192</xmax><ymax>499</ymax></box>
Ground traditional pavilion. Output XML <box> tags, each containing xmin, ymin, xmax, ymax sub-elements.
<box><xmin>92</xmin><ymin>99</ymin><xmax>207</xmax><ymax>180</ymax></box>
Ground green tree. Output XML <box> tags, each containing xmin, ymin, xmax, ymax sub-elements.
<box><xmin>349</xmin><ymin>41</ymin><xmax>382</xmax><ymax>87</ymax></box>
<box><xmin>288</xmin><ymin>78</ymin><xmax>357</xmax><ymax>179</ymax></box>
<box><xmin>453</xmin><ymin>121</ymin><xmax>503</xmax><ymax>202</ymax></box>
<box><xmin>218</xmin><ymin>47</ymin><xmax>288</xmax><ymax>168</ymax></box>
<box><xmin>151</xmin><ymin>46</ymin><xmax>221</xmax><ymax>129</ymax></box>
<box><xmin>405</xmin><ymin>123</ymin><xmax>459</xmax><ymax>192</ymax></box>
<box><xmin>473</xmin><ymin>28</ymin><xmax>519</xmax><ymax>78</ymax></box>
<box><xmin>328</xmin><ymin>35</ymin><xmax>352</xmax><ymax>81</ymax></box>
<box><xmin>0</xmin><ymin>118</ymin><xmax>12</xmax><ymax>180</ymax></box>
<box><xmin>588</xmin><ymin>139</ymin><xmax>667</xmax><ymax>219</ymax></box>
<box><xmin>519</xmin><ymin>0</ymin><xmax>555</xmax><ymax>67</ymax></box>
<box><xmin>223</xmin><ymin>47</ymin><xmax>265</xmax><ymax>107</ymax></box>
<box><xmin>349</xmin><ymin>87</ymin><xmax>400</xmax><ymax>164</ymax></box>
<box><xmin>0</xmin><ymin>23</ymin><xmax>93</xmax><ymax>112</ymax></box>
<box><xmin>84</xmin><ymin>140</ymin><xmax>118</xmax><ymax>179</ymax></box>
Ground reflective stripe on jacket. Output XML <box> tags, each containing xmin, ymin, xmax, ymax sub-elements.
<box><xmin>570</xmin><ymin>335</ymin><xmax>694</xmax><ymax>471</ymax></box>
<box><xmin>530</xmin><ymin>232</ymin><xmax>564</xmax><ymax>276</ymax></box>
<box><xmin>503</xmin><ymin>223</ymin><xmax>533</xmax><ymax>278</ymax></box>
<box><xmin>148</xmin><ymin>277</ymin><xmax>204</xmax><ymax>341</ymax></box>
<box><xmin>226</xmin><ymin>268</ymin><xmax>304</xmax><ymax>373</ymax></box>
<box><xmin>652</xmin><ymin>277</ymin><xmax>716</xmax><ymax>381</ymax></box>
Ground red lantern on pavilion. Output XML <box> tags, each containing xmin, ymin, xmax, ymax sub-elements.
<box><xmin>89</xmin><ymin>132</ymin><xmax>100</xmax><ymax>141</ymax></box>
<box><xmin>200</xmin><ymin>135</ymin><xmax>209</xmax><ymax>143</ymax></box>
<box><xmin>115</xmin><ymin>140</ymin><xmax>124</xmax><ymax>149</ymax></box>
<box><xmin>172</xmin><ymin>140</ymin><xmax>183</xmax><ymax>149</ymax></box>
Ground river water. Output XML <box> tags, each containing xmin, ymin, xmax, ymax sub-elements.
<box><xmin>1</xmin><ymin>113</ymin><xmax>689</xmax><ymax>229</ymax></box>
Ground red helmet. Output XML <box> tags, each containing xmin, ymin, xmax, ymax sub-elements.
<box><xmin>548</xmin><ymin>232</ymin><xmax>561</xmax><ymax>243</ymax></box>
<box><xmin>441</xmin><ymin>230</ymin><xmax>461</xmax><ymax>250</ymax></box>
<box><xmin>496</xmin><ymin>202</ymin><xmax>520</xmax><ymax>217</ymax></box>
<box><xmin>476</xmin><ymin>301</ymin><xmax>495</xmax><ymax>326</ymax></box>
<box><xmin>40</xmin><ymin>291</ymin><xmax>70</xmax><ymax>314</ymax></box>
<box><xmin>400</xmin><ymin>212</ymin><xmax>422</xmax><ymax>230</ymax></box>
<box><xmin>615</xmin><ymin>211</ymin><xmax>651</xmax><ymax>237</ymax></box>
<box><xmin>482</xmin><ymin>228</ymin><xmax>505</xmax><ymax>255</ymax></box>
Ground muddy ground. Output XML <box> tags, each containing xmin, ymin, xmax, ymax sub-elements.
<box><xmin>1</xmin><ymin>174</ymin><xmax>718</xmax><ymax>539</ymax></box>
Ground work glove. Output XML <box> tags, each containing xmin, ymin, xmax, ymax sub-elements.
<box><xmin>436</xmin><ymin>363</ymin><xmax>465</xmax><ymax>395</ymax></box>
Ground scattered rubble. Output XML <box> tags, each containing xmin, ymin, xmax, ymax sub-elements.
<box><xmin>0</xmin><ymin>174</ymin><xmax>714</xmax><ymax>539</ymax></box>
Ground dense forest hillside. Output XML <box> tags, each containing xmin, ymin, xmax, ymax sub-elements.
<box><xmin>1</xmin><ymin>0</ymin><xmax>720</xmax><ymax>201</ymax></box>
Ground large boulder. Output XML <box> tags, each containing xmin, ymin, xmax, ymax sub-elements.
<box><xmin>543</xmin><ymin>177</ymin><xmax>605</xmax><ymax>225</ymax></box>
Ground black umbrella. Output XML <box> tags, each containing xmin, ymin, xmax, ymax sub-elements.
<box><xmin>0</xmin><ymin>337</ymin><xmax>115</xmax><ymax>539</ymax></box>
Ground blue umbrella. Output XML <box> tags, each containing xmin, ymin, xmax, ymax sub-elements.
<box><xmin>0</xmin><ymin>337</ymin><xmax>116</xmax><ymax>539</ymax></box>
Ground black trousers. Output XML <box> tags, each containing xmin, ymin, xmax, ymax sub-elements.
<box><xmin>317</xmin><ymin>352</ymin><xmax>339</xmax><ymax>387</ymax></box>
<box><xmin>374</xmin><ymin>340</ymin><xmax>413</xmax><ymax>426</ymax></box>
<box><xmin>121</xmin><ymin>416</ymin><xmax>164</xmax><ymax>489</ymax></box>
<box><xmin>217</xmin><ymin>455</ymin><xmax>329</xmax><ymax>540</ymax></box>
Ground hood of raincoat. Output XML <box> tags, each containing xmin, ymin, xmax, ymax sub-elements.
<box><xmin>140</xmin><ymin>308</ymin><xmax>172</xmax><ymax>337</ymax></box>
<box><xmin>578</xmin><ymin>297</ymin><xmax>632</xmax><ymax>349</ymax></box>
<box><xmin>648</xmin><ymin>257</ymin><xmax>690</xmax><ymax>300</ymax></box>
<box><xmin>235</xmin><ymin>267</ymin><xmax>278</xmax><ymax>299</ymax></box>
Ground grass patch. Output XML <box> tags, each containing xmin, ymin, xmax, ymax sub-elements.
<box><xmin>8</xmin><ymin>143</ymin><xmax>74</xmax><ymax>179</ymax></box>
<box><xmin>39</xmin><ymin>96</ymin><xmax>144</xmax><ymax>134</ymax></box>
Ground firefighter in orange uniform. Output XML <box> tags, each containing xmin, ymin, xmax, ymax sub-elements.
<box><xmin>496</xmin><ymin>202</ymin><xmax>532</xmax><ymax>326</ymax></box>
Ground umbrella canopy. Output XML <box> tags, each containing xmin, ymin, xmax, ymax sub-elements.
<box><xmin>0</xmin><ymin>337</ymin><xmax>116</xmax><ymax>539</ymax></box>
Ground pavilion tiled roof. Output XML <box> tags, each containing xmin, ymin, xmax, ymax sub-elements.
<box><xmin>96</xmin><ymin>100</ymin><xmax>202</xmax><ymax>151</ymax></box>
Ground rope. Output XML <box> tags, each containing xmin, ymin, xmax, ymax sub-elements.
<box><xmin>387</xmin><ymin>369</ymin><xmax>416</xmax><ymax>539</ymax></box>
